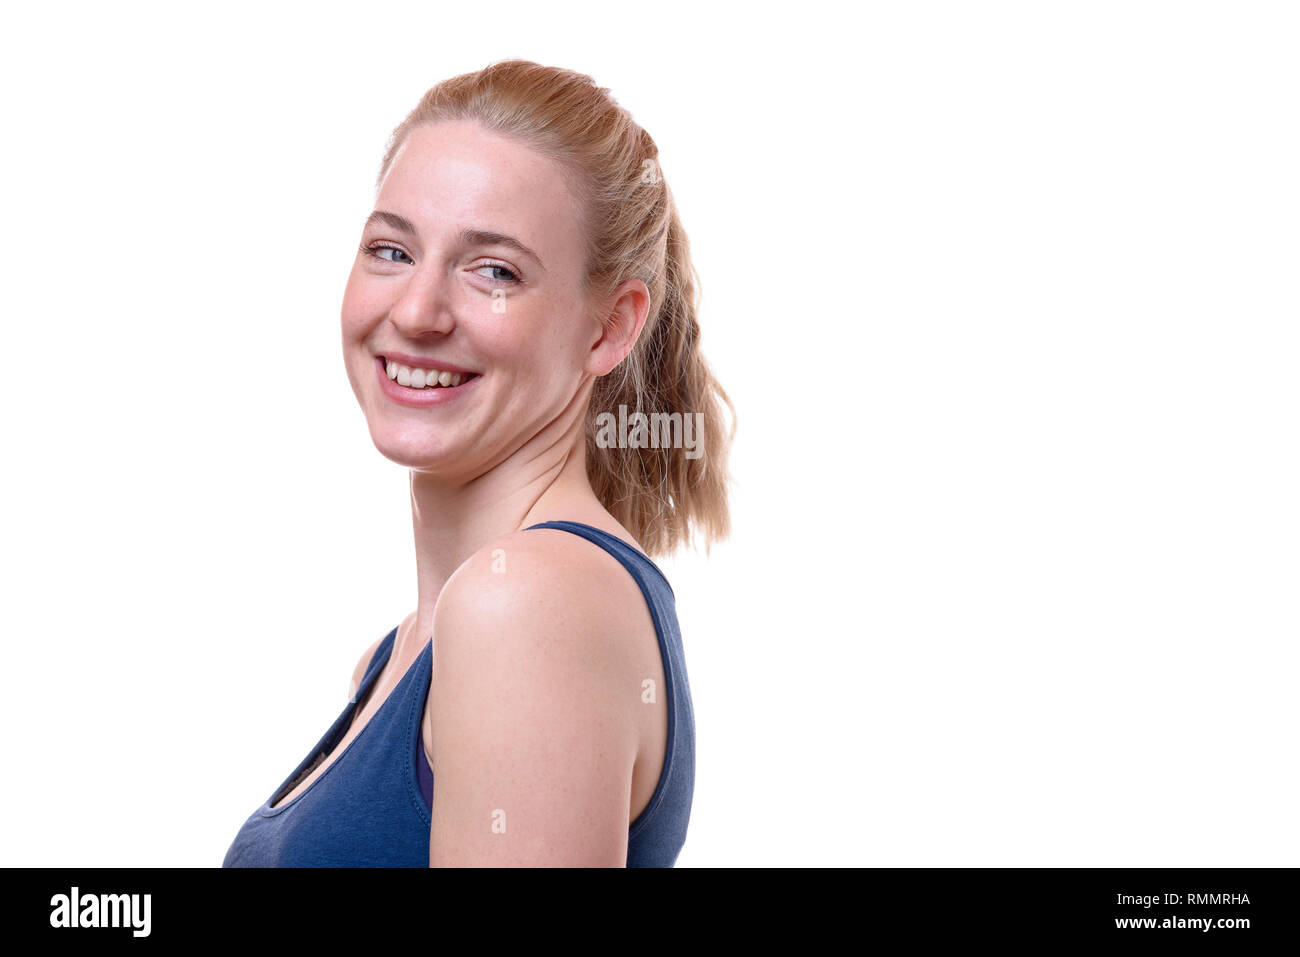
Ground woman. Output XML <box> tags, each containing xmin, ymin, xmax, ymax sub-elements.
<box><xmin>222</xmin><ymin>60</ymin><xmax>733</xmax><ymax>867</ymax></box>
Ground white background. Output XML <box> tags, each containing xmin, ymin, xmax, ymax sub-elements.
<box><xmin>1</xmin><ymin>1</ymin><xmax>1296</xmax><ymax>867</ymax></box>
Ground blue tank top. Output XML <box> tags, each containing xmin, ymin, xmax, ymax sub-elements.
<box><xmin>222</xmin><ymin>521</ymin><xmax>696</xmax><ymax>867</ymax></box>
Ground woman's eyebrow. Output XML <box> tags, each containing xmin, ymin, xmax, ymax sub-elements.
<box><xmin>363</xmin><ymin>209</ymin><xmax>419</xmax><ymax>236</ymax></box>
<box><xmin>362</xmin><ymin>210</ymin><xmax>545</xmax><ymax>271</ymax></box>
<box><xmin>458</xmin><ymin>228</ymin><xmax>545</xmax><ymax>271</ymax></box>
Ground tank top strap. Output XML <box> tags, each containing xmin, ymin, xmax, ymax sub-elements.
<box><xmin>523</xmin><ymin>521</ymin><xmax>675</xmax><ymax>597</ymax></box>
<box><xmin>353</xmin><ymin>626</ymin><xmax>398</xmax><ymax>702</ymax></box>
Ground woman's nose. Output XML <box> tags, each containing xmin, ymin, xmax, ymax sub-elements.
<box><xmin>387</xmin><ymin>267</ymin><xmax>457</xmax><ymax>338</ymax></box>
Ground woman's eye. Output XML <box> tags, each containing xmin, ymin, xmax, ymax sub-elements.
<box><xmin>361</xmin><ymin>243</ymin><xmax>413</xmax><ymax>265</ymax></box>
<box><xmin>474</xmin><ymin>264</ymin><xmax>520</xmax><ymax>283</ymax></box>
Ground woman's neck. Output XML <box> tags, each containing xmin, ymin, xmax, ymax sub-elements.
<box><xmin>395</xmin><ymin>418</ymin><xmax>598</xmax><ymax>665</ymax></box>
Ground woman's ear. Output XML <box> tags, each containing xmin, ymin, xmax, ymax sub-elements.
<box><xmin>585</xmin><ymin>278</ymin><xmax>651</xmax><ymax>376</ymax></box>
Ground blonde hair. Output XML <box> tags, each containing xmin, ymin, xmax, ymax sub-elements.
<box><xmin>376</xmin><ymin>59</ymin><xmax>735</xmax><ymax>557</ymax></box>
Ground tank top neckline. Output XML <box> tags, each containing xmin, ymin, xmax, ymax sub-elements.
<box><xmin>257</xmin><ymin>519</ymin><xmax>670</xmax><ymax>817</ymax></box>
<box><xmin>260</xmin><ymin>627</ymin><xmax>424</xmax><ymax>816</ymax></box>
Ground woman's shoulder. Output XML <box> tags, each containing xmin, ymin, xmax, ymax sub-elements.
<box><xmin>346</xmin><ymin>630</ymin><xmax>392</xmax><ymax>699</ymax></box>
<box><xmin>434</xmin><ymin>523</ymin><xmax>649</xmax><ymax>656</ymax></box>
<box><xmin>346</xmin><ymin>609</ymin><xmax>415</xmax><ymax>698</ymax></box>
<box><xmin>441</xmin><ymin>527</ymin><xmax>629</xmax><ymax>616</ymax></box>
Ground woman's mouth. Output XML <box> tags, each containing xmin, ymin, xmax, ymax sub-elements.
<box><xmin>374</xmin><ymin>355</ymin><xmax>481</xmax><ymax>407</ymax></box>
<box><xmin>380</xmin><ymin>357</ymin><xmax>479</xmax><ymax>389</ymax></box>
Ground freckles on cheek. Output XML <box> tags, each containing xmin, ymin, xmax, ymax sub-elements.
<box><xmin>471</xmin><ymin>320</ymin><xmax>521</xmax><ymax>372</ymax></box>
<box><xmin>342</xmin><ymin>283</ymin><xmax>384</xmax><ymax>334</ymax></box>
<box><xmin>340</xmin><ymin>278</ymin><xmax>361</xmax><ymax>323</ymax></box>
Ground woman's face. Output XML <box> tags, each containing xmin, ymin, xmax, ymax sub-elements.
<box><xmin>341</xmin><ymin>119</ymin><xmax>599</xmax><ymax>476</ymax></box>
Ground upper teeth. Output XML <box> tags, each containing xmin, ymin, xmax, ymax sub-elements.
<box><xmin>386</xmin><ymin>360</ymin><xmax>466</xmax><ymax>389</ymax></box>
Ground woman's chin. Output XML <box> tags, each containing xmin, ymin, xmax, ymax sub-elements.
<box><xmin>369</xmin><ymin>429</ymin><xmax>464</xmax><ymax>472</ymax></box>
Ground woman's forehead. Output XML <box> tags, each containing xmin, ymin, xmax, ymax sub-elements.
<box><xmin>379</xmin><ymin>121</ymin><xmax>584</xmax><ymax>251</ymax></box>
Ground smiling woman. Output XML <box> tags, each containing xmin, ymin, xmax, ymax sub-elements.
<box><xmin>221</xmin><ymin>59</ymin><xmax>734</xmax><ymax>868</ymax></box>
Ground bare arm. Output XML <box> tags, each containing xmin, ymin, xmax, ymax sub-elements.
<box><xmin>426</xmin><ymin>533</ymin><xmax>640</xmax><ymax>867</ymax></box>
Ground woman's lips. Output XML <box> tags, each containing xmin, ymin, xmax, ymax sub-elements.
<box><xmin>375</xmin><ymin>356</ymin><xmax>480</xmax><ymax>407</ymax></box>
<box><xmin>379</xmin><ymin>351</ymin><xmax>478</xmax><ymax>377</ymax></box>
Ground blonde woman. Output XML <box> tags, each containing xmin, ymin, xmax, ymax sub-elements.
<box><xmin>223</xmin><ymin>60</ymin><xmax>732</xmax><ymax>867</ymax></box>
